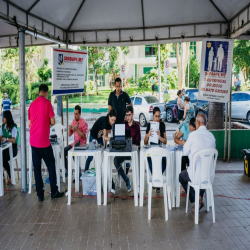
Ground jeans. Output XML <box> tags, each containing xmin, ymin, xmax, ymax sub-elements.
<box><xmin>181</xmin><ymin>156</ymin><xmax>189</xmax><ymax>172</ymax></box>
<box><xmin>147</xmin><ymin>157</ymin><xmax>167</xmax><ymax>174</ymax></box>
<box><xmin>114</xmin><ymin>156</ymin><xmax>131</xmax><ymax>183</ymax></box>
<box><xmin>179</xmin><ymin>169</ymin><xmax>205</xmax><ymax>203</ymax></box>
<box><xmin>2</xmin><ymin>144</ymin><xmax>17</xmax><ymax>178</ymax></box>
<box><xmin>31</xmin><ymin>145</ymin><xmax>58</xmax><ymax>198</ymax></box>
<box><xmin>85</xmin><ymin>135</ymin><xmax>104</xmax><ymax>171</ymax></box>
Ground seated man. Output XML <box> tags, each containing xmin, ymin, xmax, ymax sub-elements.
<box><xmin>113</xmin><ymin>106</ymin><xmax>141</xmax><ymax>192</ymax></box>
<box><xmin>64</xmin><ymin>105</ymin><xmax>88</xmax><ymax>178</ymax></box>
<box><xmin>179</xmin><ymin>114</ymin><xmax>215</xmax><ymax>210</ymax></box>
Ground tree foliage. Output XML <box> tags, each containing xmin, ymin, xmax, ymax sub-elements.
<box><xmin>37</xmin><ymin>57</ymin><xmax>52</xmax><ymax>82</ymax></box>
<box><xmin>185</xmin><ymin>54</ymin><xmax>200</xmax><ymax>88</ymax></box>
<box><xmin>154</xmin><ymin>44</ymin><xmax>173</xmax><ymax>71</ymax></box>
<box><xmin>233</xmin><ymin>40</ymin><xmax>250</xmax><ymax>83</ymax></box>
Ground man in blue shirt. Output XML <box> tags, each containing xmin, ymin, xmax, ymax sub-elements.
<box><xmin>1</xmin><ymin>92</ymin><xmax>12</xmax><ymax>119</ymax></box>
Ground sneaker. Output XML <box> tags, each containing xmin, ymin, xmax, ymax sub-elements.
<box><xmin>126</xmin><ymin>179</ymin><xmax>131</xmax><ymax>192</ymax></box>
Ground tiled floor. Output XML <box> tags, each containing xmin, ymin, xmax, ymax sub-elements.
<box><xmin>0</xmin><ymin>158</ymin><xmax>250</xmax><ymax>250</ymax></box>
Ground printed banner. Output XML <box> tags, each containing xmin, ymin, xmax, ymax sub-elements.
<box><xmin>52</xmin><ymin>48</ymin><xmax>87</xmax><ymax>95</ymax></box>
<box><xmin>198</xmin><ymin>38</ymin><xmax>234</xmax><ymax>103</ymax></box>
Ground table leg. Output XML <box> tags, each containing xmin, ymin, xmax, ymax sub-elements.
<box><xmin>67</xmin><ymin>152</ymin><xmax>72</xmax><ymax>205</ymax></box>
<box><xmin>61</xmin><ymin>142</ymin><xmax>65</xmax><ymax>183</ymax></box>
<box><xmin>103</xmin><ymin>153</ymin><xmax>108</xmax><ymax>205</ymax></box>
<box><xmin>140</xmin><ymin>151</ymin><xmax>145</xmax><ymax>207</ymax></box>
<box><xmin>132</xmin><ymin>152</ymin><xmax>138</xmax><ymax>206</ymax></box>
<box><xmin>29</xmin><ymin>146</ymin><xmax>33</xmax><ymax>194</ymax></box>
<box><xmin>176</xmin><ymin>152</ymin><xmax>181</xmax><ymax>207</ymax></box>
<box><xmin>0</xmin><ymin>150</ymin><xmax>4</xmax><ymax>196</ymax></box>
<box><xmin>8</xmin><ymin>145</ymin><xmax>15</xmax><ymax>185</ymax></box>
<box><xmin>95</xmin><ymin>152</ymin><xmax>101</xmax><ymax>205</ymax></box>
<box><xmin>75</xmin><ymin>156</ymin><xmax>80</xmax><ymax>193</ymax></box>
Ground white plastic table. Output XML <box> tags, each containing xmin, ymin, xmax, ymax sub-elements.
<box><xmin>29</xmin><ymin>142</ymin><xmax>62</xmax><ymax>193</ymax></box>
<box><xmin>103</xmin><ymin>147</ymin><xmax>139</xmax><ymax>206</ymax></box>
<box><xmin>0</xmin><ymin>142</ymin><xmax>14</xmax><ymax>196</ymax></box>
<box><xmin>67</xmin><ymin>147</ymin><xmax>103</xmax><ymax>205</ymax></box>
<box><xmin>139</xmin><ymin>145</ymin><xmax>175</xmax><ymax>207</ymax></box>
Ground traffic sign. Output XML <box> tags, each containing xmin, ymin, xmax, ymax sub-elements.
<box><xmin>120</xmin><ymin>65</ymin><xmax>126</xmax><ymax>78</ymax></box>
<box><xmin>164</xmin><ymin>59</ymin><xmax>170</xmax><ymax>75</ymax></box>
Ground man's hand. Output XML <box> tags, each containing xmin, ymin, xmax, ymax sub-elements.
<box><xmin>148</xmin><ymin>129</ymin><xmax>153</xmax><ymax>137</ymax></box>
<box><xmin>1</xmin><ymin>137</ymin><xmax>7</xmax><ymax>143</ymax></box>
<box><xmin>69</xmin><ymin>125</ymin><xmax>72</xmax><ymax>131</ymax></box>
<box><xmin>72</xmin><ymin>126</ymin><xmax>77</xmax><ymax>132</ymax></box>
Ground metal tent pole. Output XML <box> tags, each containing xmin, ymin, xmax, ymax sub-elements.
<box><xmin>158</xmin><ymin>44</ymin><xmax>162</xmax><ymax>102</ymax></box>
<box><xmin>228</xmin><ymin>86</ymin><xmax>232</xmax><ymax>162</ymax></box>
<box><xmin>19</xmin><ymin>29</ymin><xmax>27</xmax><ymax>192</ymax></box>
<box><xmin>223</xmin><ymin>102</ymin><xmax>228</xmax><ymax>161</ymax></box>
<box><xmin>66</xmin><ymin>43</ymin><xmax>69</xmax><ymax>145</ymax></box>
<box><xmin>87</xmin><ymin>46</ymin><xmax>89</xmax><ymax>101</ymax></box>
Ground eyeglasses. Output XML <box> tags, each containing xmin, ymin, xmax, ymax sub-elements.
<box><xmin>125</xmin><ymin>113</ymin><xmax>132</xmax><ymax>117</ymax></box>
<box><xmin>154</xmin><ymin>115</ymin><xmax>161</xmax><ymax>118</ymax></box>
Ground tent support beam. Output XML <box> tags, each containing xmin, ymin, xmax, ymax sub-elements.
<box><xmin>19</xmin><ymin>28</ymin><xmax>27</xmax><ymax>192</ymax></box>
<box><xmin>27</xmin><ymin>0</ymin><xmax>40</xmax><ymax>13</ymax></box>
<box><xmin>230</xmin><ymin>2</ymin><xmax>250</xmax><ymax>22</ymax></box>
<box><xmin>141</xmin><ymin>0</ymin><xmax>145</xmax><ymax>40</ymax></box>
<box><xmin>209</xmin><ymin>0</ymin><xmax>228</xmax><ymax>22</ymax></box>
<box><xmin>67</xmin><ymin>0</ymin><xmax>86</xmax><ymax>31</ymax></box>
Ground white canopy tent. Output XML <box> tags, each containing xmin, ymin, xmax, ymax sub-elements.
<box><xmin>0</xmin><ymin>0</ymin><xmax>250</xmax><ymax>191</ymax></box>
<box><xmin>0</xmin><ymin>0</ymin><xmax>250</xmax><ymax>48</ymax></box>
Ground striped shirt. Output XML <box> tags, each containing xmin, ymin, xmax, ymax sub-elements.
<box><xmin>1</xmin><ymin>98</ymin><xmax>12</xmax><ymax>111</ymax></box>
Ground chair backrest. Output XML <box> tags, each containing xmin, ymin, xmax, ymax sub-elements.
<box><xmin>145</xmin><ymin>147</ymin><xmax>171</xmax><ymax>187</ymax></box>
<box><xmin>191</xmin><ymin>147</ymin><xmax>218</xmax><ymax>187</ymax></box>
<box><xmin>50</xmin><ymin>124</ymin><xmax>65</xmax><ymax>141</ymax></box>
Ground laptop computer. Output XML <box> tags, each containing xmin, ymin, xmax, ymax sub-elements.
<box><xmin>74</xmin><ymin>141</ymin><xmax>88</xmax><ymax>150</ymax></box>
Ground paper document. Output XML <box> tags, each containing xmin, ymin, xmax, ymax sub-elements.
<box><xmin>115</xmin><ymin>124</ymin><xmax>125</xmax><ymax>136</ymax></box>
<box><xmin>149</xmin><ymin>122</ymin><xmax>159</xmax><ymax>144</ymax></box>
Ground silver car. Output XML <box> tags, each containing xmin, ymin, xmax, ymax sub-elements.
<box><xmin>130</xmin><ymin>95</ymin><xmax>166</xmax><ymax>127</ymax></box>
<box><xmin>231</xmin><ymin>91</ymin><xmax>250</xmax><ymax>123</ymax></box>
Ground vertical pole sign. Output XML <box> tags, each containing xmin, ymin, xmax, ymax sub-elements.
<box><xmin>198</xmin><ymin>38</ymin><xmax>233</xmax><ymax>103</ymax></box>
<box><xmin>53</xmin><ymin>48</ymin><xmax>87</xmax><ymax>95</ymax></box>
<box><xmin>164</xmin><ymin>59</ymin><xmax>170</xmax><ymax>95</ymax></box>
<box><xmin>120</xmin><ymin>65</ymin><xmax>126</xmax><ymax>89</ymax></box>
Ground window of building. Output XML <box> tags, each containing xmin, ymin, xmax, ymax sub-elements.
<box><xmin>143</xmin><ymin>67</ymin><xmax>154</xmax><ymax>74</ymax></box>
<box><xmin>145</xmin><ymin>45</ymin><xmax>156</xmax><ymax>57</ymax></box>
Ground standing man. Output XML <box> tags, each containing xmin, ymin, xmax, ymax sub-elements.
<box><xmin>108</xmin><ymin>77</ymin><xmax>132</xmax><ymax>124</ymax></box>
<box><xmin>112</xmin><ymin>106</ymin><xmax>141</xmax><ymax>192</ymax></box>
<box><xmin>64</xmin><ymin>105</ymin><xmax>88</xmax><ymax>177</ymax></box>
<box><xmin>1</xmin><ymin>92</ymin><xmax>12</xmax><ymax>120</ymax></box>
<box><xmin>28</xmin><ymin>84</ymin><xmax>64</xmax><ymax>201</ymax></box>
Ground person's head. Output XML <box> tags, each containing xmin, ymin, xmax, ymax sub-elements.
<box><xmin>153</xmin><ymin>107</ymin><xmax>161</xmax><ymax>122</ymax></box>
<box><xmin>115</xmin><ymin>77</ymin><xmax>122</xmax><ymax>95</ymax></box>
<box><xmin>189</xmin><ymin>117</ymin><xmax>196</xmax><ymax>132</ymax></box>
<box><xmin>39</xmin><ymin>84</ymin><xmax>49</xmax><ymax>98</ymax></box>
<box><xmin>125</xmin><ymin>106</ymin><xmax>134</xmax><ymax>123</ymax></box>
<box><xmin>177</xmin><ymin>90</ymin><xmax>182</xmax><ymax>97</ymax></box>
<box><xmin>153</xmin><ymin>77</ymin><xmax>155</xmax><ymax>80</ymax></box>
<box><xmin>182</xmin><ymin>88</ymin><xmax>185</xmax><ymax>95</ymax></box>
<box><xmin>108</xmin><ymin>109</ymin><xmax>117</xmax><ymax>126</ymax></box>
<box><xmin>4</xmin><ymin>92</ymin><xmax>8</xmax><ymax>98</ymax></box>
<box><xmin>74</xmin><ymin>105</ymin><xmax>81</xmax><ymax>121</ymax></box>
<box><xmin>184</xmin><ymin>96</ymin><xmax>190</xmax><ymax>105</ymax></box>
<box><xmin>195</xmin><ymin>113</ymin><xmax>207</xmax><ymax>129</ymax></box>
<box><xmin>3</xmin><ymin>110</ymin><xmax>16</xmax><ymax>130</ymax></box>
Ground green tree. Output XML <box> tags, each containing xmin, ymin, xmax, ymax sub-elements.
<box><xmin>154</xmin><ymin>44</ymin><xmax>173</xmax><ymax>71</ymax></box>
<box><xmin>185</xmin><ymin>54</ymin><xmax>200</xmax><ymax>88</ymax></box>
<box><xmin>38</xmin><ymin>57</ymin><xmax>52</xmax><ymax>82</ymax></box>
<box><xmin>233</xmin><ymin>40</ymin><xmax>250</xmax><ymax>83</ymax></box>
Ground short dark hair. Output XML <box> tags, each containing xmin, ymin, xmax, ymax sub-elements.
<box><xmin>184</xmin><ymin>96</ymin><xmax>190</xmax><ymax>102</ymax></box>
<box><xmin>189</xmin><ymin>117</ymin><xmax>196</xmax><ymax>129</ymax></box>
<box><xmin>177</xmin><ymin>90</ymin><xmax>182</xmax><ymax>96</ymax></box>
<box><xmin>153</xmin><ymin>106</ymin><xmax>161</xmax><ymax>115</ymax></box>
<box><xmin>125</xmin><ymin>106</ymin><xmax>134</xmax><ymax>114</ymax></box>
<box><xmin>74</xmin><ymin>105</ymin><xmax>81</xmax><ymax>114</ymax></box>
<box><xmin>115</xmin><ymin>77</ymin><xmax>122</xmax><ymax>86</ymax></box>
<box><xmin>108</xmin><ymin>108</ymin><xmax>117</xmax><ymax>118</ymax></box>
<box><xmin>39</xmin><ymin>83</ymin><xmax>48</xmax><ymax>93</ymax></box>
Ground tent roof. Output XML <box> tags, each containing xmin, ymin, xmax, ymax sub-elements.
<box><xmin>0</xmin><ymin>0</ymin><xmax>250</xmax><ymax>48</ymax></box>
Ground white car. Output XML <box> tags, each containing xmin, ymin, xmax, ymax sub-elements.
<box><xmin>130</xmin><ymin>95</ymin><xmax>166</xmax><ymax>127</ymax></box>
<box><xmin>231</xmin><ymin>91</ymin><xmax>250</xmax><ymax>123</ymax></box>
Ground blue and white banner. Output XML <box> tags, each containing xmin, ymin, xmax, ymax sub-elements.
<box><xmin>198</xmin><ymin>38</ymin><xmax>234</xmax><ymax>103</ymax></box>
<box><xmin>52</xmin><ymin>48</ymin><xmax>87</xmax><ymax>95</ymax></box>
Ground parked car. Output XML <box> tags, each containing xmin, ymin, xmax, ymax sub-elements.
<box><xmin>130</xmin><ymin>95</ymin><xmax>166</xmax><ymax>127</ymax></box>
<box><xmin>165</xmin><ymin>89</ymin><xmax>208</xmax><ymax>122</ymax></box>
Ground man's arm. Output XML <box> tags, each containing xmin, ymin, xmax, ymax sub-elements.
<box><xmin>28</xmin><ymin>120</ymin><xmax>31</xmax><ymax>128</ymax></box>
<box><xmin>174</xmin><ymin>130</ymin><xmax>185</xmax><ymax>145</ymax></box>
<box><xmin>74</xmin><ymin>127</ymin><xmax>86</xmax><ymax>139</ymax></box>
<box><xmin>108</xmin><ymin>105</ymin><xmax>112</xmax><ymax>113</ymax></box>
<box><xmin>50</xmin><ymin>116</ymin><xmax>55</xmax><ymax>126</ymax></box>
<box><xmin>183</xmin><ymin>133</ymin><xmax>193</xmax><ymax>156</ymax></box>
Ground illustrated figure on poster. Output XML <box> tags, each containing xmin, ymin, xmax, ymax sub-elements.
<box><xmin>217</xmin><ymin>44</ymin><xmax>224</xmax><ymax>71</ymax></box>
<box><xmin>208</xmin><ymin>47</ymin><xmax>214</xmax><ymax>71</ymax></box>
<box><xmin>213</xmin><ymin>57</ymin><xmax>217</xmax><ymax>71</ymax></box>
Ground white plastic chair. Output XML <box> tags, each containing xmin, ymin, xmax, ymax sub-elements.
<box><xmin>145</xmin><ymin>147</ymin><xmax>172</xmax><ymax>221</ymax></box>
<box><xmin>185</xmin><ymin>148</ymin><xmax>218</xmax><ymax>224</ymax></box>
<box><xmin>50</xmin><ymin>124</ymin><xmax>66</xmax><ymax>183</ymax></box>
